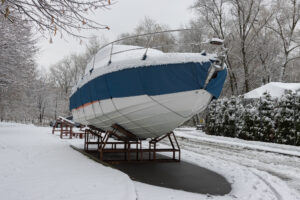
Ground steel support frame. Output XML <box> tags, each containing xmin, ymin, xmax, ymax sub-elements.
<box><xmin>148</xmin><ymin>132</ymin><xmax>181</xmax><ymax>161</ymax></box>
<box><xmin>52</xmin><ymin>118</ymin><xmax>84</xmax><ymax>139</ymax></box>
<box><xmin>84</xmin><ymin>124</ymin><xmax>181</xmax><ymax>163</ymax></box>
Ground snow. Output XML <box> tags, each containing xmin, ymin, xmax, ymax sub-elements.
<box><xmin>174</xmin><ymin>127</ymin><xmax>300</xmax><ymax>198</ymax></box>
<box><xmin>58</xmin><ymin>116</ymin><xmax>76</xmax><ymax>125</ymax></box>
<box><xmin>72</xmin><ymin>45</ymin><xmax>217</xmax><ymax>95</ymax></box>
<box><xmin>1</xmin><ymin>122</ymin><xmax>299</xmax><ymax>200</ymax></box>
<box><xmin>175</xmin><ymin>127</ymin><xmax>300</xmax><ymax>157</ymax></box>
<box><xmin>83</xmin><ymin>44</ymin><xmax>164</xmax><ymax>75</ymax></box>
<box><xmin>71</xmin><ymin>128</ymin><xmax>300</xmax><ymax>200</ymax></box>
<box><xmin>244</xmin><ymin>82</ymin><xmax>300</xmax><ymax>99</ymax></box>
<box><xmin>134</xmin><ymin>140</ymin><xmax>300</xmax><ymax>200</ymax></box>
<box><xmin>209</xmin><ymin>38</ymin><xmax>224</xmax><ymax>45</ymax></box>
<box><xmin>0</xmin><ymin>122</ymin><xmax>136</xmax><ymax>200</ymax></box>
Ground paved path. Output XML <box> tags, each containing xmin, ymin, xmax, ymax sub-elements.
<box><xmin>83</xmin><ymin>150</ymin><xmax>231</xmax><ymax>195</ymax></box>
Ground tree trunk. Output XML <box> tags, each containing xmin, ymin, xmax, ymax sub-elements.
<box><xmin>242</xmin><ymin>47</ymin><xmax>250</xmax><ymax>93</ymax></box>
<box><xmin>226</xmin><ymin>59</ymin><xmax>238</xmax><ymax>95</ymax></box>
<box><xmin>279</xmin><ymin>62</ymin><xmax>287</xmax><ymax>82</ymax></box>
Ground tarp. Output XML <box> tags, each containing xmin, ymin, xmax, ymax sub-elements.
<box><xmin>70</xmin><ymin>62</ymin><xmax>227</xmax><ymax>110</ymax></box>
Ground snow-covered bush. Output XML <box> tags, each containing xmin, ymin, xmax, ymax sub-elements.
<box><xmin>222</xmin><ymin>97</ymin><xmax>237</xmax><ymax>137</ymax></box>
<box><xmin>274</xmin><ymin>90</ymin><xmax>297</xmax><ymax>145</ymax></box>
<box><xmin>295</xmin><ymin>97</ymin><xmax>300</xmax><ymax>145</ymax></box>
<box><xmin>222</xmin><ymin>96</ymin><xmax>244</xmax><ymax>138</ymax></box>
<box><xmin>258</xmin><ymin>92</ymin><xmax>276</xmax><ymax>142</ymax></box>
<box><xmin>240</xmin><ymin>103</ymin><xmax>259</xmax><ymax>140</ymax></box>
<box><xmin>206</xmin><ymin>99</ymin><xmax>217</xmax><ymax>135</ymax></box>
<box><xmin>217</xmin><ymin>98</ymin><xmax>228</xmax><ymax>136</ymax></box>
<box><xmin>205</xmin><ymin>92</ymin><xmax>300</xmax><ymax>146</ymax></box>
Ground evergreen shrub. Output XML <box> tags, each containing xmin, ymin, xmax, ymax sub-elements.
<box><xmin>205</xmin><ymin>90</ymin><xmax>300</xmax><ymax>146</ymax></box>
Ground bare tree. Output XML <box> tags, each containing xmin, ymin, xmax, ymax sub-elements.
<box><xmin>35</xmin><ymin>76</ymin><xmax>50</xmax><ymax>123</ymax></box>
<box><xmin>1</xmin><ymin>0</ymin><xmax>112</xmax><ymax>38</ymax></box>
<box><xmin>229</xmin><ymin>0</ymin><xmax>274</xmax><ymax>93</ymax></box>
<box><xmin>50</xmin><ymin>58</ymin><xmax>74</xmax><ymax>95</ymax></box>
<box><xmin>119</xmin><ymin>17</ymin><xmax>176</xmax><ymax>52</ymax></box>
<box><xmin>47</xmin><ymin>36</ymin><xmax>105</xmax><ymax>118</ymax></box>
<box><xmin>85</xmin><ymin>35</ymin><xmax>108</xmax><ymax>59</ymax></box>
<box><xmin>192</xmin><ymin>0</ymin><xmax>279</xmax><ymax>94</ymax></box>
<box><xmin>177</xmin><ymin>20</ymin><xmax>206</xmax><ymax>53</ymax></box>
<box><xmin>0</xmin><ymin>15</ymin><xmax>37</xmax><ymax>90</ymax></box>
<box><xmin>253</xmin><ymin>27</ymin><xmax>281</xmax><ymax>84</ymax></box>
<box><xmin>0</xmin><ymin>14</ymin><xmax>38</xmax><ymax>122</ymax></box>
<box><xmin>191</xmin><ymin>0</ymin><xmax>239</xmax><ymax>95</ymax></box>
<box><xmin>191</xmin><ymin>0</ymin><xmax>228</xmax><ymax>39</ymax></box>
<box><xmin>267</xmin><ymin>0</ymin><xmax>300</xmax><ymax>82</ymax></box>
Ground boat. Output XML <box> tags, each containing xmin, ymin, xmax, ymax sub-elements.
<box><xmin>69</xmin><ymin>30</ymin><xmax>227</xmax><ymax>139</ymax></box>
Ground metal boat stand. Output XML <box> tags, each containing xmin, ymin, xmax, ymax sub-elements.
<box><xmin>84</xmin><ymin>124</ymin><xmax>181</xmax><ymax>163</ymax></box>
<box><xmin>148</xmin><ymin>132</ymin><xmax>181</xmax><ymax>161</ymax></box>
<box><xmin>52</xmin><ymin>117</ymin><xmax>85</xmax><ymax>139</ymax></box>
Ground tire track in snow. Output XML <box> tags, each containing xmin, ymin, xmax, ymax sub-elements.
<box><xmin>251</xmin><ymin>171</ymin><xmax>282</xmax><ymax>200</ymax></box>
<box><xmin>176</xmin><ymin>136</ymin><xmax>300</xmax><ymax>181</ymax></box>
<box><xmin>161</xmin><ymin>135</ymin><xmax>300</xmax><ymax>199</ymax></box>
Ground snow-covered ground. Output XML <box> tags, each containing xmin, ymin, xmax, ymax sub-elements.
<box><xmin>0</xmin><ymin>122</ymin><xmax>136</xmax><ymax>200</ymax></box>
<box><xmin>174</xmin><ymin>127</ymin><xmax>300</xmax><ymax>198</ymax></box>
<box><xmin>0</xmin><ymin>122</ymin><xmax>299</xmax><ymax>200</ymax></box>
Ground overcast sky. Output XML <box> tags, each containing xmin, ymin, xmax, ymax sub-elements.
<box><xmin>36</xmin><ymin>0</ymin><xmax>196</xmax><ymax>71</ymax></box>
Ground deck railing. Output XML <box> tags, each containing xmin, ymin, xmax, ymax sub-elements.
<box><xmin>93</xmin><ymin>28</ymin><xmax>225</xmax><ymax>67</ymax></box>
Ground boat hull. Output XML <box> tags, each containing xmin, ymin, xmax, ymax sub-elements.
<box><xmin>73</xmin><ymin>89</ymin><xmax>212</xmax><ymax>139</ymax></box>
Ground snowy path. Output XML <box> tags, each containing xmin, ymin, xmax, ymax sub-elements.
<box><xmin>0</xmin><ymin>123</ymin><xmax>136</xmax><ymax>200</ymax></box>
<box><xmin>172</xmin><ymin>128</ymin><xmax>300</xmax><ymax>199</ymax></box>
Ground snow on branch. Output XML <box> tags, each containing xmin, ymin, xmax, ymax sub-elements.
<box><xmin>1</xmin><ymin>0</ymin><xmax>112</xmax><ymax>38</ymax></box>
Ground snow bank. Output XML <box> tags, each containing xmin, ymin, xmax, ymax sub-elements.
<box><xmin>175</xmin><ymin>127</ymin><xmax>300</xmax><ymax>157</ymax></box>
<box><xmin>244</xmin><ymin>82</ymin><xmax>300</xmax><ymax>99</ymax></box>
<box><xmin>0</xmin><ymin>122</ymin><xmax>33</xmax><ymax>128</ymax></box>
<box><xmin>0</xmin><ymin>122</ymin><xmax>136</xmax><ymax>200</ymax></box>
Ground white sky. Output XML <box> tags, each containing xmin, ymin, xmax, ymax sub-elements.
<box><xmin>36</xmin><ymin>0</ymin><xmax>196</xmax><ymax>71</ymax></box>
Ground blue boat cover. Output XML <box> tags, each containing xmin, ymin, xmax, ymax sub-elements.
<box><xmin>69</xmin><ymin>62</ymin><xmax>227</xmax><ymax>110</ymax></box>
